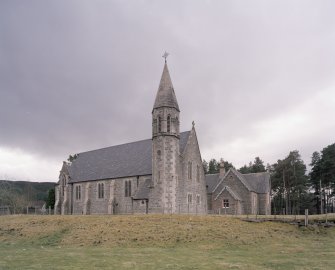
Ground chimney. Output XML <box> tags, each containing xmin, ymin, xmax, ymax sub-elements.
<box><xmin>219</xmin><ymin>160</ymin><xmax>226</xmax><ymax>177</ymax></box>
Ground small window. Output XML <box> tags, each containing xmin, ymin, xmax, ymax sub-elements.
<box><xmin>98</xmin><ymin>183</ymin><xmax>104</xmax><ymax>199</ymax></box>
<box><xmin>187</xmin><ymin>193</ymin><xmax>192</xmax><ymax>204</ymax></box>
<box><xmin>167</xmin><ymin>115</ymin><xmax>171</xmax><ymax>132</ymax></box>
<box><xmin>188</xmin><ymin>161</ymin><xmax>192</xmax><ymax>180</ymax></box>
<box><xmin>223</xmin><ymin>199</ymin><xmax>229</xmax><ymax>208</ymax></box>
<box><xmin>196</xmin><ymin>194</ymin><xmax>200</xmax><ymax>205</ymax></box>
<box><xmin>75</xmin><ymin>185</ymin><xmax>81</xmax><ymax>200</ymax></box>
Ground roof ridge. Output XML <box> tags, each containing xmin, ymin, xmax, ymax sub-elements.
<box><xmin>242</xmin><ymin>172</ymin><xmax>269</xmax><ymax>176</ymax></box>
<box><xmin>74</xmin><ymin>130</ymin><xmax>191</xmax><ymax>156</ymax></box>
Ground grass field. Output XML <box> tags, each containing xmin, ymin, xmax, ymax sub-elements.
<box><xmin>0</xmin><ymin>214</ymin><xmax>334</xmax><ymax>269</ymax></box>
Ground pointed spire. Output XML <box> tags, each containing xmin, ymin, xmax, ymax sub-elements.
<box><xmin>153</xmin><ymin>62</ymin><xmax>180</xmax><ymax>111</ymax></box>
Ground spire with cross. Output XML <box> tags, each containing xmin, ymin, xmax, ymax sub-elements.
<box><xmin>162</xmin><ymin>51</ymin><xmax>169</xmax><ymax>63</ymax></box>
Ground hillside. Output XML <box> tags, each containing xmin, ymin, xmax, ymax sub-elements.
<box><xmin>0</xmin><ymin>215</ymin><xmax>335</xmax><ymax>269</ymax></box>
<box><xmin>0</xmin><ymin>180</ymin><xmax>55</xmax><ymax>212</ymax></box>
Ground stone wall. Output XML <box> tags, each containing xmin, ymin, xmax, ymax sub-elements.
<box><xmin>258</xmin><ymin>193</ymin><xmax>271</xmax><ymax>215</ymax></box>
<box><xmin>212</xmin><ymin>190</ymin><xmax>240</xmax><ymax>215</ymax></box>
<box><xmin>176</xmin><ymin>128</ymin><xmax>207</xmax><ymax>214</ymax></box>
<box><xmin>69</xmin><ymin>175</ymin><xmax>151</xmax><ymax>215</ymax></box>
<box><xmin>212</xmin><ymin>170</ymin><xmax>251</xmax><ymax>215</ymax></box>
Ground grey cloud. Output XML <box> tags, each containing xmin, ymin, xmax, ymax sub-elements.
<box><xmin>1</xmin><ymin>0</ymin><xmax>335</xmax><ymax>180</ymax></box>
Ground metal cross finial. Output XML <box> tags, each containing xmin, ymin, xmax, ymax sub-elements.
<box><xmin>192</xmin><ymin>121</ymin><xmax>195</xmax><ymax>128</ymax></box>
<box><xmin>162</xmin><ymin>51</ymin><xmax>169</xmax><ymax>63</ymax></box>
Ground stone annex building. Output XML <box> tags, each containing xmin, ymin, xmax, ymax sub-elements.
<box><xmin>54</xmin><ymin>60</ymin><xmax>271</xmax><ymax>215</ymax></box>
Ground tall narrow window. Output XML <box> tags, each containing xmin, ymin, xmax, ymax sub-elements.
<box><xmin>75</xmin><ymin>185</ymin><xmax>81</xmax><ymax>200</ymax></box>
<box><xmin>98</xmin><ymin>183</ymin><xmax>104</xmax><ymax>199</ymax></box>
<box><xmin>125</xmin><ymin>181</ymin><xmax>128</xmax><ymax>197</ymax></box>
<box><xmin>196</xmin><ymin>194</ymin><xmax>200</xmax><ymax>205</ymax></box>
<box><xmin>188</xmin><ymin>161</ymin><xmax>192</xmax><ymax>180</ymax></box>
<box><xmin>196</xmin><ymin>165</ymin><xmax>200</xmax><ymax>182</ymax></box>
<box><xmin>158</xmin><ymin>117</ymin><xmax>162</xmax><ymax>133</ymax></box>
<box><xmin>125</xmin><ymin>180</ymin><xmax>132</xmax><ymax>197</ymax></box>
<box><xmin>187</xmin><ymin>193</ymin><xmax>192</xmax><ymax>204</ymax></box>
<box><xmin>167</xmin><ymin>115</ymin><xmax>171</xmax><ymax>132</ymax></box>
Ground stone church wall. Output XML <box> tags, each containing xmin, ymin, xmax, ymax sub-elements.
<box><xmin>70</xmin><ymin>175</ymin><xmax>151</xmax><ymax>215</ymax></box>
<box><xmin>177</xmin><ymin>128</ymin><xmax>207</xmax><ymax>214</ymax></box>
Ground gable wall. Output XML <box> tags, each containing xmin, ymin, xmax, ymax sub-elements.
<box><xmin>177</xmin><ymin>128</ymin><xmax>207</xmax><ymax>214</ymax></box>
<box><xmin>212</xmin><ymin>171</ymin><xmax>251</xmax><ymax>214</ymax></box>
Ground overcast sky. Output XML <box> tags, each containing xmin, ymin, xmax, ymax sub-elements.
<box><xmin>1</xmin><ymin>0</ymin><xmax>334</xmax><ymax>182</ymax></box>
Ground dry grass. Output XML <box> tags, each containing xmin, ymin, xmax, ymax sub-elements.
<box><xmin>0</xmin><ymin>214</ymin><xmax>334</xmax><ymax>269</ymax></box>
<box><xmin>0</xmin><ymin>214</ymin><xmax>323</xmax><ymax>247</ymax></box>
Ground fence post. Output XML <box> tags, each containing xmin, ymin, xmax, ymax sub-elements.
<box><xmin>304</xmin><ymin>209</ymin><xmax>308</xmax><ymax>227</ymax></box>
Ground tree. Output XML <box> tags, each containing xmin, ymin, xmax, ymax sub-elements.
<box><xmin>251</xmin><ymin>157</ymin><xmax>266</xmax><ymax>173</ymax></box>
<box><xmin>238</xmin><ymin>157</ymin><xmax>266</xmax><ymax>174</ymax></box>
<box><xmin>203</xmin><ymin>158</ymin><xmax>235</xmax><ymax>174</ymax></box>
<box><xmin>309</xmin><ymin>143</ymin><xmax>335</xmax><ymax>213</ymax></box>
<box><xmin>271</xmin><ymin>151</ymin><xmax>309</xmax><ymax>215</ymax></box>
<box><xmin>202</xmin><ymin>160</ymin><xmax>208</xmax><ymax>174</ymax></box>
<box><xmin>45</xmin><ymin>188</ymin><xmax>55</xmax><ymax>209</ymax></box>
<box><xmin>208</xmin><ymin>159</ymin><xmax>219</xmax><ymax>174</ymax></box>
<box><xmin>220</xmin><ymin>159</ymin><xmax>235</xmax><ymax>172</ymax></box>
<box><xmin>0</xmin><ymin>181</ymin><xmax>28</xmax><ymax>214</ymax></box>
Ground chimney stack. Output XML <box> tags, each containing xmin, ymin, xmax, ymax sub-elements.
<box><xmin>219</xmin><ymin>160</ymin><xmax>226</xmax><ymax>177</ymax></box>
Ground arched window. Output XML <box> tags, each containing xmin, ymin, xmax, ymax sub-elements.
<box><xmin>98</xmin><ymin>183</ymin><xmax>104</xmax><ymax>199</ymax></box>
<box><xmin>158</xmin><ymin>117</ymin><xmax>162</xmax><ymax>133</ymax></box>
<box><xmin>125</xmin><ymin>180</ymin><xmax>132</xmax><ymax>197</ymax></box>
<box><xmin>75</xmin><ymin>185</ymin><xmax>81</xmax><ymax>200</ymax></box>
<box><xmin>167</xmin><ymin>115</ymin><xmax>171</xmax><ymax>132</ymax></box>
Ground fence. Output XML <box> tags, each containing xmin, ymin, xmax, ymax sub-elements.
<box><xmin>0</xmin><ymin>205</ymin><xmax>54</xmax><ymax>215</ymax></box>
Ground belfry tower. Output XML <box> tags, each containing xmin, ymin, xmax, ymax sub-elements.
<box><xmin>150</xmin><ymin>57</ymin><xmax>180</xmax><ymax>213</ymax></box>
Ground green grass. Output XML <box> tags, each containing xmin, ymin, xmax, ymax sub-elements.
<box><xmin>0</xmin><ymin>215</ymin><xmax>334</xmax><ymax>269</ymax></box>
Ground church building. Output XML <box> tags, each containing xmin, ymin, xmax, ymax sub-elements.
<box><xmin>54</xmin><ymin>59</ymin><xmax>271</xmax><ymax>215</ymax></box>
<box><xmin>54</xmin><ymin>60</ymin><xmax>207</xmax><ymax>215</ymax></box>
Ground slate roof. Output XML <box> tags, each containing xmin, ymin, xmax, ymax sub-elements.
<box><xmin>153</xmin><ymin>62</ymin><xmax>180</xmax><ymax>111</ymax></box>
<box><xmin>205</xmin><ymin>174</ymin><xmax>220</xmax><ymax>193</ymax></box>
<box><xmin>242</xmin><ymin>172</ymin><xmax>270</xmax><ymax>193</ymax></box>
<box><xmin>67</xmin><ymin>131</ymin><xmax>190</xmax><ymax>183</ymax></box>
<box><xmin>205</xmin><ymin>169</ymin><xmax>270</xmax><ymax>194</ymax></box>
<box><xmin>133</xmin><ymin>178</ymin><xmax>152</xmax><ymax>200</ymax></box>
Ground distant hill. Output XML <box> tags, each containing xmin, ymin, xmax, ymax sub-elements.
<box><xmin>0</xmin><ymin>180</ymin><xmax>56</xmax><ymax>213</ymax></box>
